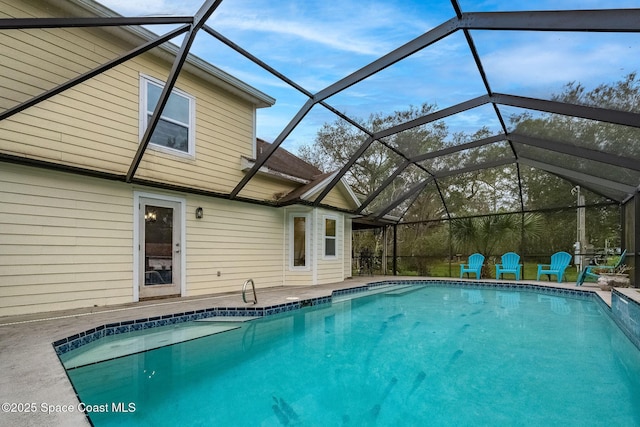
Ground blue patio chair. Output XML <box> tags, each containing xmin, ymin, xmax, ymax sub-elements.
<box><xmin>536</xmin><ymin>251</ymin><xmax>572</xmax><ymax>283</ymax></box>
<box><xmin>460</xmin><ymin>253</ymin><xmax>484</xmax><ymax>279</ymax></box>
<box><xmin>496</xmin><ymin>252</ymin><xmax>522</xmax><ymax>280</ymax></box>
<box><xmin>576</xmin><ymin>249</ymin><xmax>627</xmax><ymax>286</ymax></box>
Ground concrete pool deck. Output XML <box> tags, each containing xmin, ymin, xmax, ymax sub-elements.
<box><xmin>0</xmin><ymin>276</ymin><xmax>624</xmax><ymax>427</ymax></box>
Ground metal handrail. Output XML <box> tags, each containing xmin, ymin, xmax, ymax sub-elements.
<box><xmin>242</xmin><ymin>278</ymin><xmax>257</xmax><ymax>304</ymax></box>
<box><xmin>242</xmin><ymin>322</ymin><xmax>256</xmax><ymax>352</ymax></box>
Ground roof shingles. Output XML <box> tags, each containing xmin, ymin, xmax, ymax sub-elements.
<box><xmin>256</xmin><ymin>139</ymin><xmax>323</xmax><ymax>181</ymax></box>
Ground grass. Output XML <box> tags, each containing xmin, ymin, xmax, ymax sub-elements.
<box><xmin>354</xmin><ymin>256</ymin><xmax>605</xmax><ymax>284</ymax></box>
<box><xmin>388</xmin><ymin>259</ymin><xmax>585</xmax><ymax>283</ymax></box>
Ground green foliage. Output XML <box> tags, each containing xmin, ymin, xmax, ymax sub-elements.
<box><xmin>352</xmin><ymin>228</ymin><xmax>383</xmax><ymax>257</ymax></box>
<box><xmin>298</xmin><ymin>103</ymin><xmax>448</xmax><ymax>198</ymax></box>
<box><xmin>511</xmin><ymin>72</ymin><xmax>640</xmax><ymax>193</ymax></box>
<box><xmin>306</xmin><ymin>74</ymin><xmax>635</xmax><ymax>263</ymax></box>
<box><xmin>450</xmin><ymin>213</ymin><xmax>542</xmax><ymax>257</ymax></box>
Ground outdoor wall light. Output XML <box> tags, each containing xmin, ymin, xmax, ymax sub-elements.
<box><xmin>144</xmin><ymin>211</ymin><xmax>157</xmax><ymax>222</ymax></box>
<box><xmin>195</xmin><ymin>207</ymin><xmax>204</xmax><ymax>219</ymax></box>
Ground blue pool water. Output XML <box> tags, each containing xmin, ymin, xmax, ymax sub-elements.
<box><xmin>65</xmin><ymin>285</ymin><xmax>640</xmax><ymax>426</ymax></box>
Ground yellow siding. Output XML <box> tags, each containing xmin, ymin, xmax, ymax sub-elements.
<box><xmin>185</xmin><ymin>196</ymin><xmax>285</xmax><ymax>295</ymax></box>
<box><xmin>316</xmin><ymin>184</ymin><xmax>359</xmax><ymax>211</ymax></box>
<box><xmin>284</xmin><ymin>271</ymin><xmax>314</xmax><ymax>287</ymax></box>
<box><xmin>0</xmin><ymin>167</ymin><xmax>355</xmax><ymax>315</ymax></box>
<box><xmin>0</xmin><ymin>164</ymin><xmax>296</xmax><ymax>316</ymax></box>
<box><xmin>0</xmin><ymin>0</ymin><xmax>122</xmax><ymax>108</ymax></box>
<box><xmin>0</xmin><ymin>0</ymin><xmax>264</xmax><ymax>197</ymax></box>
<box><xmin>0</xmin><ymin>164</ymin><xmax>134</xmax><ymax>316</ymax></box>
<box><xmin>0</xmin><ymin>3</ymin><xmax>145</xmax><ymax>175</ymax></box>
<box><xmin>240</xmin><ymin>174</ymin><xmax>300</xmax><ymax>203</ymax></box>
<box><xmin>315</xmin><ymin>210</ymin><xmax>346</xmax><ymax>284</ymax></box>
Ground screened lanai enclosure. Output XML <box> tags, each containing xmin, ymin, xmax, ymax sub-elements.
<box><xmin>1</xmin><ymin>1</ymin><xmax>639</xmax><ymax>285</ymax></box>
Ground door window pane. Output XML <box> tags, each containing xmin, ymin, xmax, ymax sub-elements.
<box><xmin>293</xmin><ymin>216</ymin><xmax>306</xmax><ymax>267</ymax></box>
<box><xmin>144</xmin><ymin>205</ymin><xmax>173</xmax><ymax>285</ymax></box>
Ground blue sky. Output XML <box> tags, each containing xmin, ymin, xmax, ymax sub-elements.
<box><xmin>100</xmin><ymin>0</ymin><xmax>640</xmax><ymax>154</ymax></box>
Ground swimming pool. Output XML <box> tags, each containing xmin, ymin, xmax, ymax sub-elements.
<box><xmin>62</xmin><ymin>283</ymin><xmax>640</xmax><ymax>426</ymax></box>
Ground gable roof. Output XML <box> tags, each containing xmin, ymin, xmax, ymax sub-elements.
<box><xmin>277</xmin><ymin>170</ymin><xmax>334</xmax><ymax>203</ymax></box>
<box><xmin>241</xmin><ymin>140</ymin><xmax>360</xmax><ymax>209</ymax></box>
<box><xmin>278</xmin><ymin>170</ymin><xmax>361</xmax><ymax>210</ymax></box>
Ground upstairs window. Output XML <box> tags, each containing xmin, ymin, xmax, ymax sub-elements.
<box><xmin>140</xmin><ymin>75</ymin><xmax>195</xmax><ymax>156</ymax></box>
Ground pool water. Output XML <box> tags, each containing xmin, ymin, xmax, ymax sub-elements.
<box><xmin>65</xmin><ymin>285</ymin><xmax>640</xmax><ymax>426</ymax></box>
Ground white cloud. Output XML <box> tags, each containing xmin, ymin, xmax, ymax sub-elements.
<box><xmin>213</xmin><ymin>15</ymin><xmax>384</xmax><ymax>56</ymax></box>
<box><xmin>480</xmin><ymin>33</ymin><xmax>640</xmax><ymax>93</ymax></box>
<box><xmin>209</xmin><ymin>0</ymin><xmax>436</xmax><ymax>57</ymax></box>
<box><xmin>99</xmin><ymin>0</ymin><xmax>436</xmax><ymax>45</ymax></box>
<box><xmin>98</xmin><ymin>0</ymin><xmax>198</xmax><ymax>16</ymax></box>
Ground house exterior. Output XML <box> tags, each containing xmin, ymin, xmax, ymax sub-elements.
<box><xmin>0</xmin><ymin>0</ymin><xmax>359</xmax><ymax>316</ymax></box>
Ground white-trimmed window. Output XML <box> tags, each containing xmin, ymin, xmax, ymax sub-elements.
<box><xmin>140</xmin><ymin>74</ymin><xmax>195</xmax><ymax>157</ymax></box>
<box><xmin>290</xmin><ymin>213</ymin><xmax>311</xmax><ymax>270</ymax></box>
<box><xmin>324</xmin><ymin>216</ymin><xmax>338</xmax><ymax>258</ymax></box>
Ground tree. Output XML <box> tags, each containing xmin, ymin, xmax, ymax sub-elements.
<box><xmin>510</xmin><ymin>73</ymin><xmax>639</xmax><ymax>255</ymax></box>
<box><xmin>298</xmin><ymin>103</ymin><xmax>448</xmax><ymax>199</ymax></box>
<box><xmin>304</xmin><ymin>74</ymin><xmax>637</xmax><ymax>275</ymax></box>
<box><xmin>450</xmin><ymin>213</ymin><xmax>543</xmax><ymax>258</ymax></box>
<box><xmin>300</xmin><ymin>103</ymin><xmax>458</xmax><ymax>274</ymax></box>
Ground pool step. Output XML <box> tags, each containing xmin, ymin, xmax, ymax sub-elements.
<box><xmin>195</xmin><ymin>316</ymin><xmax>260</xmax><ymax>323</ymax></box>
<box><xmin>332</xmin><ymin>285</ymin><xmax>398</xmax><ymax>303</ymax></box>
<box><xmin>61</xmin><ymin>322</ymin><xmax>241</xmax><ymax>369</ymax></box>
<box><xmin>384</xmin><ymin>285</ymin><xmax>422</xmax><ymax>296</ymax></box>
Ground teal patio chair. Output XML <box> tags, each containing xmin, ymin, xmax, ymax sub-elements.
<box><xmin>496</xmin><ymin>252</ymin><xmax>522</xmax><ymax>280</ymax></box>
<box><xmin>537</xmin><ymin>251</ymin><xmax>572</xmax><ymax>283</ymax></box>
<box><xmin>460</xmin><ymin>253</ymin><xmax>485</xmax><ymax>279</ymax></box>
<box><xmin>576</xmin><ymin>249</ymin><xmax>627</xmax><ymax>286</ymax></box>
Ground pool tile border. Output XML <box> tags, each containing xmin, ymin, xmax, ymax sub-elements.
<box><xmin>335</xmin><ymin>279</ymin><xmax>596</xmax><ymax>299</ymax></box>
<box><xmin>53</xmin><ymin>280</ymin><xmax>623</xmax><ymax>356</ymax></box>
<box><xmin>53</xmin><ymin>296</ymin><xmax>332</xmax><ymax>355</ymax></box>
<box><xmin>611</xmin><ymin>289</ymin><xmax>640</xmax><ymax>349</ymax></box>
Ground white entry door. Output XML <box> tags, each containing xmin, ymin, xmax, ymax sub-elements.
<box><xmin>138</xmin><ymin>197</ymin><xmax>182</xmax><ymax>299</ymax></box>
